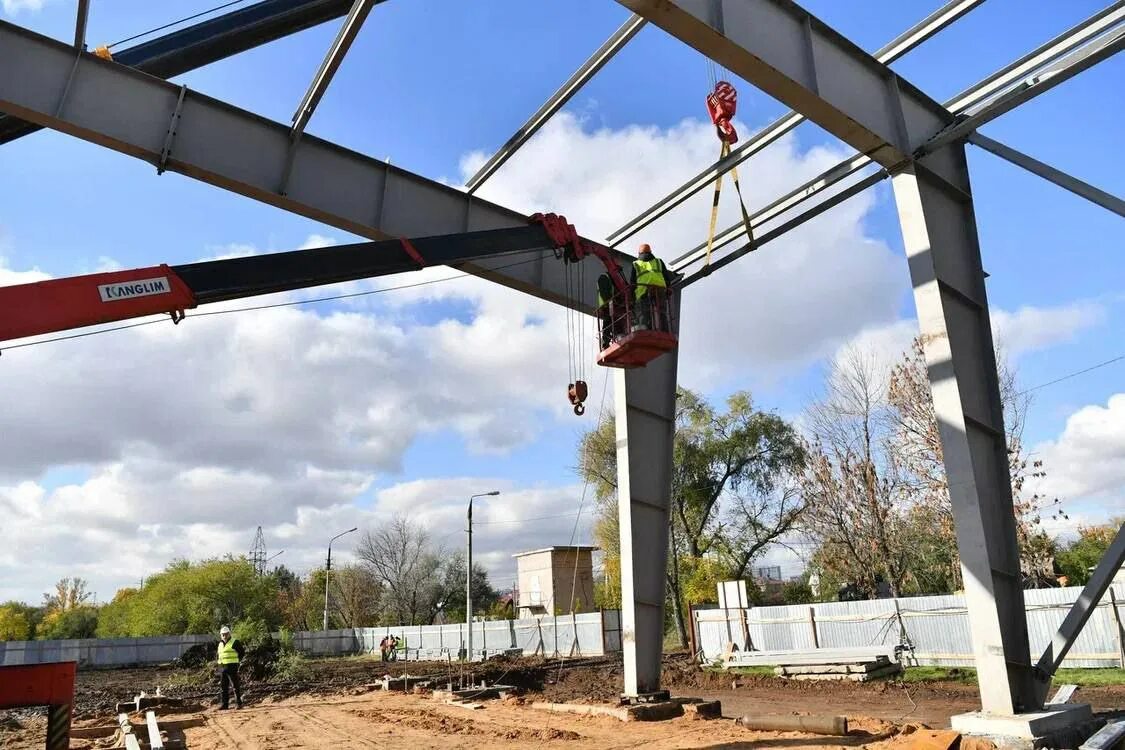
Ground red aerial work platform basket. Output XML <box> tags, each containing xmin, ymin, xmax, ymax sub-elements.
<box><xmin>596</xmin><ymin>285</ymin><xmax>677</xmax><ymax>369</ymax></box>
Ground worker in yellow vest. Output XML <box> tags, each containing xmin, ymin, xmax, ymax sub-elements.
<box><xmin>216</xmin><ymin>625</ymin><xmax>245</xmax><ymax>710</ymax></box>
<box><xmin>630</xmin><ymin>243</ymin><xmax>674</xmax><ymax>330</ymax></box>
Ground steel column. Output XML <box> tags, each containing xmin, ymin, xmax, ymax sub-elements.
<box><xmin>0</xmin><ymin>21</ymin><xmax>629</xmax><ymax>312</ymax></box>
<box><xmin>1034</xmin><ymin>523</ymin><xmax>1125</xmax><ymax>703</ymax></box>
<box><xmin>892</xmin><ymin>144</ymin><xmax>1038</xmax><ymax>714</ymax></box>
<box><xmin>466</xmin><ymin>14</ymin><xmax>647</xmax><ymax>193</ymax></box>
<box><xmin>968</xmin><ymin>133</ymin><xmax>1125</xmax><ymax>219</ymax></box>
<box><xmin>615</xmin><ymin>298</ymin><xmax>679</xmax><ymax>696</ymax></box>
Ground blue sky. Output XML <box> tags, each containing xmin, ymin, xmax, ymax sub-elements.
<box><xmin>0</xmin><ymin>0</ymin><xmax>1122</xmax><ymax>602</ymax></box>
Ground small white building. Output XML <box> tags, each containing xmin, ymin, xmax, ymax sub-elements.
<box><xmin>514</xmin><ymin>545</ymin><xmax>598</xmax><ymax>618</ymax></box>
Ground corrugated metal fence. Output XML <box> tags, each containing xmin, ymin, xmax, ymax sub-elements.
<box><xmin>694</xmin><ymin>585</ymin><xmax>1125</xmax><ymax>668</ymax></box>
<box><xmin>0</xmin><ymin>611</ymin><xmax>622</xmax><ymax>668</ymax></box>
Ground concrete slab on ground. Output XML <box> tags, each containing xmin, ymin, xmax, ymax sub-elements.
<box><xmin>952</xmin><ymin>704</ymin><xmax>1102</xmax><ymax>749</ymax></box>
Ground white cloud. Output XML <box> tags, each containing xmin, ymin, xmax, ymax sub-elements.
<box><xmin>0</xmin><ymin>476</ymin><xmax>594</xmax><ymax>604</ymax></box>
<box><xmin>830</xmin><ymin>300</ymin><xmax>1107</xmax><ymax>374</ymax></box>
<box><xmin>1030</xmin><ymin>393</ymin><xmax>1125</xmax><ymax>508</ymax></box>
<box><xmin>2</xmin><ymin>0</ymin><xmax>50</xmax><ymax>14</ymax></box>
<box><xmin>0</xmin><ymin>112</ymin><xmax>901</xmax><ymax>603</ymax></box>
<box><xmin>992</xmin><ymin>302</ymin><xmax>1106</xmax><ymax>359</ymax></box>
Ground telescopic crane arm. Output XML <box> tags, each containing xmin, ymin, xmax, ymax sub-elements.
<box><xmin>0</xmin><ymin>214</ymin><xmax>639</xmax><ymax>346</ymax></box>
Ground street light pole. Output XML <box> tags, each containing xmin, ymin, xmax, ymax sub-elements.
<box><xmin>323</xmin><ymin>527</ymin><xmax>358</xmax><ymax>631</ymax></box>
<box><xmin>466</xmin><ymin>491</ymin><xmax>499</xmax><ymax>661</ymax></box>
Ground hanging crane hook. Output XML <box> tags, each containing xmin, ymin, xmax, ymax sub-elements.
<box><xmin>568</xmin><ymin>380</ymin><xmax>588</xmax><ymax>416</ymax></box>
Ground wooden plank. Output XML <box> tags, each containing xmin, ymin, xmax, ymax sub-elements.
<box><xmin>116</xmin><ymin>713</ymin><xmax>133</xmax><ymax>734</ymax></box>
<box><xmin>124</xmin><ymin>734</ymin><xmax>142</xmax><ymax>750</ymax></box>
<box><xmin>146</xmin><ymin>710</ymin><xmax>165</xmax><ymax>749</ymax></box>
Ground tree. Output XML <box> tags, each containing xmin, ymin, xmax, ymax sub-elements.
<box><xmin>330</xmin><ymin>564</ymin><xmax>382</xmax><ymax>627</ymax></box>
<box><xmin>1057</xmin><ymin>521</ymin><xmax>1122</xmax><ymax>586</ymax></box>
<box><xmin>804</xmin><ymin>339</ymin><xmax>1066</xmax><ymax>599</ymax></box>
<box><xmin>43</xmin><ymin>577</ymin><xmax>92</xmax><ymax>612</ymax></box>
<box><xmin>436</xmin><ymin>552</ymin><xmax>499</xmax><ymax>622</ymax></box>
<box><xmin>357</xmin><ymin>516</ymin><xmax>444</xmax><ymax>625</ymax></box>
<box><xmin>37</xmin><ymin>606</ymin><xmax>98</xmax><ymax>640</ymax></box>
<box><xmin>0</xmin><ymin>602</ymin><xmax>32</xmax><ymax>641</ymax></box>
<box><xmin>886</xmin><ymin>337</ymin><xmax>1064</xmax><ymax>588</ymax></box>
<box><xmin>579</xmin><ymin>387</ymin><xmax>805</xmax><ymax>646</ymax></box>
<box><xmin>96</xmin><ymin>557</ymin><xmax>282</xmax><ymax>637</ymax></box>
<box><xmin>801</xmin><ymin>348</ymin><xmax>912</xmax><ymax>598</ymax></box>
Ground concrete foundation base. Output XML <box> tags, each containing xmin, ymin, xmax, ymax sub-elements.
<box><xmin>952</xmin><ymin>705</ymin><xmax>1102</xmax><ymax>749</ymax></box>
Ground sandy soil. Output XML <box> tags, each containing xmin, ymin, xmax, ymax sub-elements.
<box><xmin>174</xmin><ymin>692</ymin><xmax>907</xmax><ymax>750</ymax></box>
<box><xmin>3</xmin><ymin>654</ymin><xmax>1124</xmax><ymax>749</ymax></box>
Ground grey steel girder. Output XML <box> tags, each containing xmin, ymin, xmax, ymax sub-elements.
<box><xmin>1033</xmin><ymin>523</ymin><xmax>1125</xmax><ymax>704</ymax></box>
<box><xmin>969</xmin><ymin>133</ymin><xmax>1125</xmax><ymax>219</ymax></box>
<box><xmin>466</xmin><ymin>13</ymin><xmax>647</xmax><ymax>193</ymax></box>
<box><xmin>0</xmin><ymin>20</ymin><xmax>628</xmax><ymax>313</ymax></box>
<box><xmin>892</xmin><ymin>148</ymin><xmax>1039</xmax><ymax>714</ymax></box>
<box><xmin>615</xmin><ymin>294</ymin><xmax>679</xmax><ymax>697</ymax></box>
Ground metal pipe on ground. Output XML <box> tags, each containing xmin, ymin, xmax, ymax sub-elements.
<box><xmin>736</xmin><ymin>714</ymin><xmax>849</xmax><ymax>736</ymax></box>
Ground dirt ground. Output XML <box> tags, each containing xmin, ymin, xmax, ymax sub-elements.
<box><xmin>3</xmin><ymin>654</ymin><xmax>1124</xmax><ymax>749</ymax></box>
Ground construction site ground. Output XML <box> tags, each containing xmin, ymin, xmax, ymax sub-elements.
<box><xmin>4</xmin><ymin>653</ymin><xmax>1125</xmax><ymax>749</ymax></box>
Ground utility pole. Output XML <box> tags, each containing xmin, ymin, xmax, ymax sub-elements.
<box><xmin>466</xmin><ymin>491</ymin><xmax>499</xmax><ymax>661</ymax></box>
<box><xmin>323</xmin><ymin>527</ymin><xmax>358</xmax><ymax>631</ymax></box>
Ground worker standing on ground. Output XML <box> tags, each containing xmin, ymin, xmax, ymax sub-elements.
<box><xmin>216</xmin><ymin>625</ymin><xmax>245</xmax><ymax>710</ymax></box>
<box><xmin>630</xmin><ymin>243</ymin><xmax>674</xmax><ymax>330</ymax></box>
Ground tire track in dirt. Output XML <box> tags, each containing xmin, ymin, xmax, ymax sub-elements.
<box><xmin>203</xmin><ymin>712</ymin><xmax>251</xmax><ymax>750</ymax></box>
<box><xmin>285</xmin><ymin>705</ymin><xmax>386</xmax><ymax>749</ymax></box>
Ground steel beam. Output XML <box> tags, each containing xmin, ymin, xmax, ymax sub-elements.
<box><xmin>0</xmin><ymin>20</ymin><xmax>629</xmax><ymax>312</ymax></box>
<box><xmin>0</xmin><ymin>0</ymin><xmax>363</xmax><ymax>146</ymax></box>
<box><xmin>74</xmin><ymin>0</ymin><xmax>90</xmax><ymax>49</ymax></box>
<box><xmin>615</xmin><ymin>298</ymin><xmax>679</xmax><ymax>697</ymax></box>
<box><xmin>466</xmin><ymin>14</ymin><xmax>647</xmax><ymax>193</ymax></box>
<box><xmin>969</xmin><ymin>133</ymin><xmax>1125</xmax><ymax>219</ymax></box>
<box><xmin>291</xmin><ymin>0</ymin><xmax>377</xmax><ymax>138</ymax></box>
<box><xmin>892</xmin><ymin>143</ymin><xmax>1038</xmax><ymax>714</ymax></box>
<box><xmin>947</xmin><ymin>1</ymin><xmax>1124</xmax><ymax>114</ymax></box>
<box><xmin>1033</xmin><ymin>523</ymin><xmax>1125</xmax><ymax>704</ymax></box>
<box><xmin>925</xmin><ymin>26</ymin><xmax>1125</xmax><ymax>153</ymax></box>
<box><xmin>606</xmin><ymin>0</ymin><xmax>984</xmax><ymax>246</ymax></box>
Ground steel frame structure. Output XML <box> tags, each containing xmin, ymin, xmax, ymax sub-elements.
<box><xmin>0</xmin><ymin>0</ymin><xmax>1122</xmax><ymax>717</ymax></box>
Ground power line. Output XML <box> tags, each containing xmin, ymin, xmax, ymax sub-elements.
<box><xmin>0</xmin><ymin>251</ymin><xmax>549</xmax><ymax>354</ymax></box>
<box><xmin>1019</xmin><ymin>353</ymin><xmax>1125</xmax><ymax>395</ymax></box>
<box><xmin>474</xmin><ymin>511</ymin><xmax>588</xmax><ymax>526</ymax></box>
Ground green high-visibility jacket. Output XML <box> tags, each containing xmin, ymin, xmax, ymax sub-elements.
<box><xmin>218</xmin><ymin>639</ymin><xmax>241</xmax><ymax>665</ymax></box>
<box><xmin>632</xmin><ymin>257</ymin><xmax>667</xmax><ymax>300</ymax></box>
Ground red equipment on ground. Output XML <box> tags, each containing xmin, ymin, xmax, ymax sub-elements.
<box><xmin>0</xmin><ymin>662</ymin><xmax>76</xmax><ymax>750</ymax></box>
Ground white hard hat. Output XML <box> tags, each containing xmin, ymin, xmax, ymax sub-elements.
<box><xmin>220</xmin><ymin>625</ymin><xmax>231</xmax><ymax>635</ymax></box>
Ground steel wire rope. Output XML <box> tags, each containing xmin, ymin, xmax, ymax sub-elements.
<box><xmin>106</xmin><ymin>0</ymin><xmax>256</xmax><ymax>49</ymax></box>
